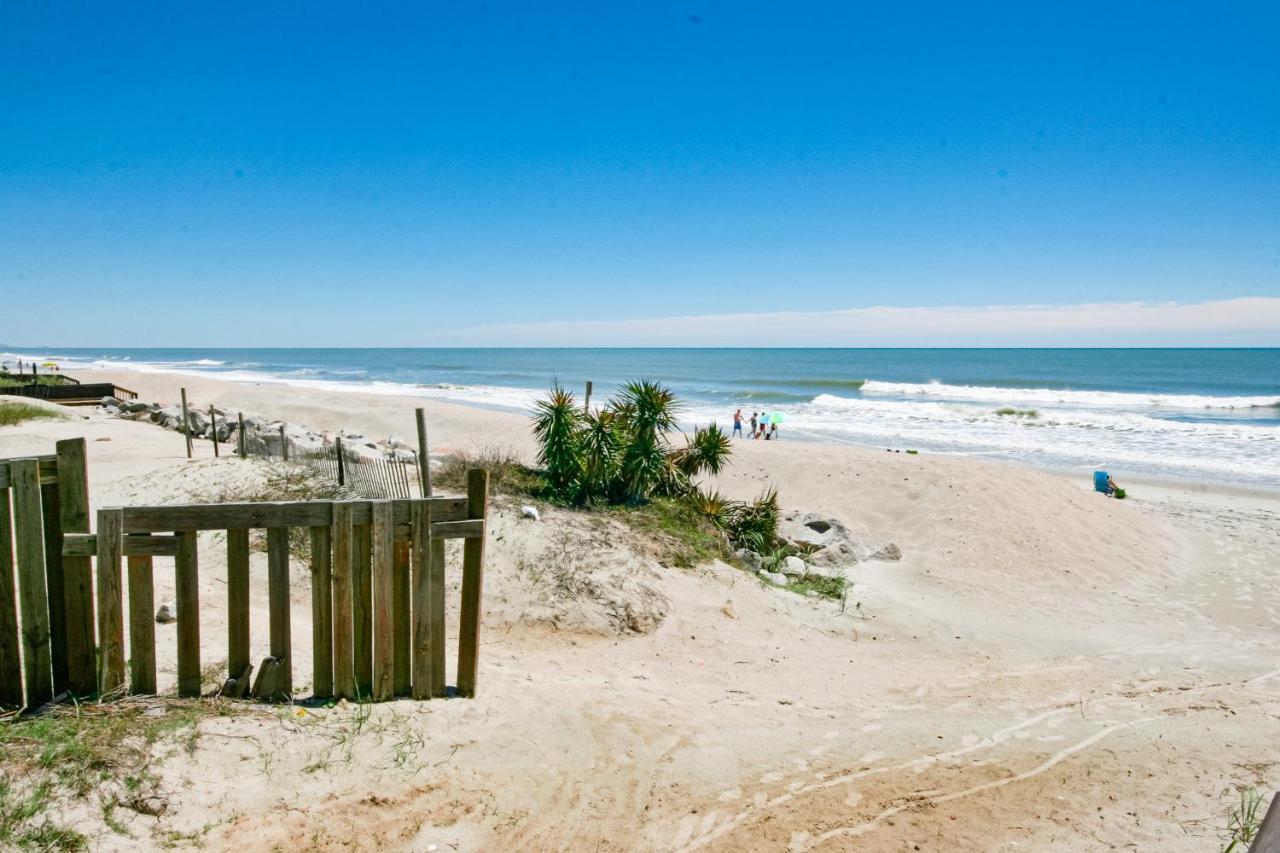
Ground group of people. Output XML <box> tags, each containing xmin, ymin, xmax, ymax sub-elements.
<box><xmin>732</xmin><ymin>409</ymin><xmax>779</xmax><ymax>440</ymax></box>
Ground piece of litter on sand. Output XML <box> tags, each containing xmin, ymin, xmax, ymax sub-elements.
<box><xmin>521</xmin><ymin>505</ymin><xmax>540</xmax><ymax>521</ymax></box>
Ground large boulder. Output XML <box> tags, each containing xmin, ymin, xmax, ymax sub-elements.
<box><xmin>780</xmin><ymin>555</ymin><xmax>807</xmax><ymax>577</ymax></box>
<box><xmin>778</xmin><ymin>512</ymin><xmax>853</xmax><ymax>551</ymax></box>
<box><xmin>761</xmin><ymin>571</ymin><xmax>789</xmax><ymax>586</ymax></box>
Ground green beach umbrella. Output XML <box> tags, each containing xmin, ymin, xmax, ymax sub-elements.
<box><xmin>769</xmin><ymin>412</ymin><xmax>784</xmax><ymax>425</ymax></box>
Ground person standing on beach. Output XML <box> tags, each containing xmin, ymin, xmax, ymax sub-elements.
<box><xmin>758</xmin><ymin>411</ymin><xmax>769</xmax><ymax>439</ymax></box>
<box><xmin>732</xmin><ymin>409</ymin><xmax>744</xmax><ymax>438</ymax></box>
<box><xmin>749</xmin><ymin>412</ymin><xmax>758</xmax><ymax>438</ymax></box>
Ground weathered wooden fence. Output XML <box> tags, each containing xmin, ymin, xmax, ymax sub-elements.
<box><xmin>0</xmin><ymin>439</ymin><xmax>96</xmax><ymax>708</ymax></box>
<box><xmin>1</xmin><ymin>438</ymin><xmax>489</xmax><ymax>708</ymax></box>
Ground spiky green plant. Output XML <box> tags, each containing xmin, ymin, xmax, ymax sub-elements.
<box><xmin>617</xmin><ymin>380</ymin><xmax>681</xmax><ymax>503</ymax></box>
<box><xmin>532</xmin><ymin>385</ymin><xmax>583</xmax><ymax>499</ymax></box>
<box><xmin>673</xmin><ymin>423</ymin><xmax>732</xmax><ymax>478</ymax></box>
<box><xmin>689</xmin><ymin>487</ymin><xmax>733</xmax><ymax>530</ymax></box>
<box><xmin>579</xmin><ymin>407</ymin><xmax>625</xmax><ymax>502</ymax></box>
<box><xmin>725</xmin><ymin>487</ymin><xmax>780</xmax><ymax>547</ymax></box>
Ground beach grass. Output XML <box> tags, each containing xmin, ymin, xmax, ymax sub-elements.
<box><xmin>0</xmin><ymin>698</ymin><xmax>246</xmax><ymax>850</ymax></box>
<box><xmin>0</xmin><ymin>401</ymin><xmax>66</xmax><ymax>427</ymax></box>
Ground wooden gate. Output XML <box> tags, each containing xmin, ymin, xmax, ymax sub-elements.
<box><xmin>1</xmin><ymin>438</ymin><xmax>490</xmax><ymax>708</ymax></box>
<box><xmin>0</xmin><ymin>438</ymin><xmax>95</xmax><ymax>708</ymax></box>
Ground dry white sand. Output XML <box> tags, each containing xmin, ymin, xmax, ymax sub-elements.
<box><xmin>2</xmin><ymin>368</ymin><xmax>1278</xmax><ymax>851</ymax></box>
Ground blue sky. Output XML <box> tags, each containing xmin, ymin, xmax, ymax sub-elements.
<box><xmin>1</xmin><ymin>2</ymin><xmax>1278</xmax><ymax>346</ymax></box>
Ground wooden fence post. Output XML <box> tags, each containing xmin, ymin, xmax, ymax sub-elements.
<box><xmin>127</xmin><ymin>552</ymin><xmax>156</xmax><ymax>694</ymax></box>
<box><xmin>336</xmin><ymin>437</ymin><xmax>346</xmax><ymax>487</ymax></box>
<box><xmin>13</xmin><ymin>459</ymin><xmax>53</xmax><ymax>706</ymax></box>
<box><xmin>331</xmin><ymin>502</ymin><xmax>355</xmax><ymax>699</ymax></box>
<box><xmin>370</xmin><ymin>501</ymin><xmax>394</xmax><ymax>700</ymax></box>
<box><xmin>226</xmin><ymin>529</ymin><xmax>251</xmax><ymax>691</ymax></box>
<box><xmin>237</xmin><ymin>412</ymin><xmax>246</xmax><ymax>458</ymax></box>
<box><xmin>175</xmin><ymin>530</ymin><xmax>200</xmax><ymax>697</ymax></box>
<box><xmin>311</xmin><ymin>526</ymin><xmax>333</xmax><ymax>698</ymax></box>
<box><xmin>55</xmin><ymin>438</ymin><xmax>96</xmax><ymax>696</ymax></box>
<box><xmin>584</xmin><ymin>380</ymin><xmax>593</xmax><ymax>413</ymax></box>
<box><xmin>280</xmin><ymin>425</ymin><xmax>288</xmax><ymax>462</ymax></box>
<box><xmin>95</xmin><ymin>507</ymin><xmax>125</xmax><ymax>696</ymax></box>
<box><xmin>353</xmin><ymin>521</ymin><xmax>372</xmax><ymax>695</ymax></box>
<box><xmin>265</xmin><ymin>527</ymin><xmax>292</xmax><ymax>699</ymax></box>
<box><xmin>411</xmin><ymin>499</ymin><xmax>433</xmax><ymax>699</ymax></box>
<box><xmin>457</xmin><ymin>468</ymin><xmax>489</xmax><ymax>698</ymax></box>
<box><xmin>180</xmin><ymin>388</ymin><xmax>193</xmax><ymax>459</ymax></box>
<box><xmin>0</xmin><ymin>489</ymin><xmax>22</xmax><ymax>707</ymax></box>
<box><xmin>415</xmin><ymin>408</ymin><xmax>432</xmax><ymax>498</ymax></box>
<box><xmin>393</xmin><ymin>540</ymin><xmax>410</xmax><ymax>696</ymax></box>
<box><xmin>40</xmin><ymin>469</ymin><xmax>68</xmax><ymax>692</ymax></box>
<box><xmin>209</xmin><ymin>407</ymin><xmax>219</xmax><ymax>458</ymax></box>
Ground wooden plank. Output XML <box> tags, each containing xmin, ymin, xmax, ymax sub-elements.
<box><xmin>0</xmin><ymin>455</ymin><xmax>58</xmax><ymax>490</ymax></box>
<box><xmin>40</xmin><ymin>478</ymin><xmax>68</xmax><ymax>692</ymax></box>
<box><xmin>331</xmin><ymin>502</ymin><xmax>355</xmax><ymax>699</ymax></box>
<box><xmin>456</xmin><ymin>469</ymin><xmax>489</xmax><ymax>698</ymax></box>
<box><xmin>117</xmin><ymin>497</ymin><xmax>469</xmax><ymax>533</ymax></box>
<box><xmin>266</xmin><ymin>527</ymin><xmax>292</xmax><ymax>698</ymax></box>
<box><xmin>431</xmin><ymin>520</ymin><xmax>485</xmax><ymax>540</ymax></box>
<box><xmin>410</xmin><ymin>500</ymin><xmax>432</xmax><ymax>700</ymax></box>
<box><xmin>429</xmin><ymin>535</ymin><xmax>446</xmax><ymax>698</ymax></box>
<box><xmin>310</xmin><ymin>526</ymin><xmax>333</xmax><ymax>698</ymax></box>
<box><xmin>209</xmin><ymin>406</ymin><xmax>219</xmax><ymax>458</ymax></box>
<box><xmin>0</xmin><ymin>489</ymin><xmax>21</xmax><ymax>707</ymax></box>
<box><xmin>13</xmin><ymin>459</ymin><xmax>53</xmax><ymax>707</ymax></box>
<box><xmin>250</xmin><ymin>657</ymin><xmax>287</xmax><ymax>701</ymax></box>
<box><xmin>180</xmin><ymin>387</ymin><xmax>193</xmax><ymax>459</ymax></box>
<box><xmin>127</xmin><ymin>554</ymin><xmax>156</xmax><ymax>694</ymax></box>
<box><xmin>370</xmin><ymin>502</ymin><xmax>394</xmax><ymax>700</ymax></box>
<box><xmin>392</xmin><ymin>539</ymin><xmax>410</xmax><ymax>696</ymax></box>
<box><xmin>63</xmin><ymin>533</ymin><xmax>180</xmax><ymax>558</ymax></box>
<box><xmin>175</xmin><ymin>530</ymin><xmax>201</xmax><ymax>698</ymax></box>
<box><xmin>226</xmin><ymin>529</ymin><xmax>250</xmax><ymax>681</ymax></box>
<box><xmin>55</xmin><ymin>438</ymin><xmax>95</xmax><ymax>696</ymax></box>
<box><xmin>95</xmin><ymin>508</ymin><xmax>126</xmax><ymax>697</ymax></box>
<box><xmin>352</xmin><ymin>522</ymin><xmax>372</xmax><ymax>695</ymax></box>
<box><xmin>1253</xmin><ymin>791</ymin><xmax>1280</xmax><ymax>853</ymax></box>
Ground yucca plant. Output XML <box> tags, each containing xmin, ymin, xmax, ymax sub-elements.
<box><xmin>725</xmin><ymin>487</ymin><xmax>780</xmax><ymax>548</ymax></box>
<box><xmin>689</xmin><ymin>487</ymin><xmax>734</xmax><ymax>530</ymax></box>
<box><xmin>532</xmin><ymin>385</ymin><xmax>583</xmax><ymax>500</ymax></box>
<box><xmin>579</xmin><ymin>407</ymin><xmax>624</xmax><ymax>502</ymax></box>
<box><xmin>672</xmin><ymin>423</ymin><xmax>732</xmax><ymax>479</ymax></box>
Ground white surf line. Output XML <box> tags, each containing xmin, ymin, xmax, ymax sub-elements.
<box><xmin>802</xmin><ymin>716</ymin><xmax>1162</xmax><ymax>850</ymax></box>
<box><xmin>675</xmin><ymin>708</ymin><xmax>1070</xmax><ymax>852</ymax></box>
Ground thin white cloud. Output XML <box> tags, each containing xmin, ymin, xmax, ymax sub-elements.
<box><xmin>442</xmin><ymin>297</ymin><xmax>1280</xmax><ymax>347</ymax></box>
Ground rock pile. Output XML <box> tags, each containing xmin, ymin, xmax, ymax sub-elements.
<box><xmin>735</xmin><ymin>510</ymin><xmax>901</xmax><ymax>587</ymax></box>
<box><xmin>100</xmin><ymin>397</ymin><xmax>401</xmax><ymax>461</ymax></box>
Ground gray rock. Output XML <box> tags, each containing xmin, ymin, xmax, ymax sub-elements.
<box><xmin>101</xmin><ymin>396</ymin><xmax>122</xmax><ymax>407</ymax></box>
<box><xmin>778</xmin><ymin>512</ymin><xmax>852</xmax><ymax>550</ymax></box>
<box><xmin>761</xmin><ymin>571</ymin><xmax>789</xmax><ymax>586</ymax></box>
<box><xmin>780</xmin><ymin>555</ymin><xmax>808</xmax><ymax>577</ymax></box>
<box><xmin>155</xmin><ymin>603</ymin><xmax>176</xmax><ymax>624</ymax></box>
<box><xmin>392</xmin><ymin>449</ymin><xmax>417</xmax><ymax>463</ymax></box>
<box><xmin>735</xmin><ymin>548</ymin><xmax>763</xmax><ymax>571</ymax></box>
<box><xmin>870</xmin><ymin>543</ymin><xmax>902</xmax><ymax>562</ymax></box>
<box><xmin>120</xmin><ymin>400</ymin><xmax>153</xmax><ymax>413</ymax></box>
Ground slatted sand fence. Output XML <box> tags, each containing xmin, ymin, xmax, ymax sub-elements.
<box><xmin>62</xmin><ymin>468</ymin><xmax>491</xmax><ymax>702</ymax></box>
<box><xmin>0</xmin><ymin>438</ymin><xmax>96</xmax><ymax>709</ymax></box>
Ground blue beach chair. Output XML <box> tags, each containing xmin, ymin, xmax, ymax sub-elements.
<box><xmin>1093</xmin><ymin>471</ymin><xmax>1110</xmax><ymax>495</ymax></box>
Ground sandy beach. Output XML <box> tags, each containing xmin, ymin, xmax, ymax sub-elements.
<box><xmin>2</xmin><ymin>365</ymin><xmax>1278</xmax><ymax>851</ymax></box>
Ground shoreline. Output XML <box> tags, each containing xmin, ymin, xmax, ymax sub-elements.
<box><xmin>66</xmin><ymin>361</ymin><xmax>1280</xmax><ymax>499</ymax></box>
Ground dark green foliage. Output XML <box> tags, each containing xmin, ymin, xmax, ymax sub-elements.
<box><xmin>533</xmin><ymin>386</ymin><xmax>584</xmax><ymax>497</ymax></box>
<box><xmin>528</xmin><ymin>380</ymin><xmax>785</xmax><ymax>565</ymax></box>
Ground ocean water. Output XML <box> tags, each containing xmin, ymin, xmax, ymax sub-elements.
<box><xmin>5</xmin><ymin>347</ymin><xmax>1278</xmax><ymax>490</ymax></box>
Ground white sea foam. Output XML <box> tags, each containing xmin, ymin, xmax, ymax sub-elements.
<box><xmin>858</xmin><ymin>380</ymin><xmax>1279</xmax><ymax>410</ymax></box>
